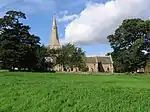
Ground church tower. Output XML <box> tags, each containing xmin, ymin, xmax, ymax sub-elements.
<box><xmin>48</xmin><ymin>14</ymin><xmax>60</xmax><ymax>49</ymax></box>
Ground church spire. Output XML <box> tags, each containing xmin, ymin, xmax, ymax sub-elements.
<box><xmin>52</xmin><ymin>13</ymin><xmax>57</xmax><ymax>27</ymax></box>
<box><xmin>48</xmin><ymin>14</ymin><xmax>60</xmax><ymax>49</ymax></box>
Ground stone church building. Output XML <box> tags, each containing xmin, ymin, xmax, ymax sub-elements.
<box><xmin>48</xmin><ymin>15</ymin><xmax>114</xmax><ymax>73</ymax></box>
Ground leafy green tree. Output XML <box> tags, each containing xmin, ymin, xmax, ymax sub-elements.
<box><xmin>71</xmin><ymin>46</ymin><xmax>86</xmax><ymax>70</ymax></box>
<box><xmin>50</xmin><ymin>43</ymin><xmax>86</xmax><ymax>71</ymax></box>
<box><xmin>35</xmin><ymin>45</ymin><xmax>53</xmax><ymax>72</ymax></box>
<box><xmin>0</xmin><ymin>11</ymin><xmax>25</xmax><ymax>69</ymax></box>
<box><xmin>18</xmin><ymin>34</ymin><xmax>40</xmax><ymax>71</ymax></box>
<box><xmin>107</xmin><ymin>19</ymin><xmax>150</xmax><ymax>72</ymax></box>
<box><xmin>0</xmin><ymin>10</ymin><xmax>40</xmax><ymax>71</ymax></box>
<box><xmin>48</xmin><ymin>48</ymin><xmax>60</xmax><ymax>66</ymax></box>
<box><xmin>145</xmin><ymin>56</ymin><xmax>150</xmax><ymax>73</ymax></box>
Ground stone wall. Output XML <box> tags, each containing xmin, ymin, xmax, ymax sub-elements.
<box><xmin>102</xmin><ymin>64</ymin><xmax>113</xmax><ymax>73</ymax></box>
<box><xmin>86</xmin><ymin>63</ymin><xmax>113</xmax><ymax>73</ymax></box>
<box><xmin>87</xmin><ymin>63</ymin><xmax>98</xmax><ymax>72</ymax></box>
<box><xmin>53</xmin><ymin>63</ymin><xmax>113</xmax><ymax>73</ymax></box>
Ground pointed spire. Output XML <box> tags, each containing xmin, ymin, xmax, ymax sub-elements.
<box><xmin>48</xmin><ymin>13</ymin><xmax>60</xmax><ymax>49</ymax></box>
<box><xmin>52</xmin><ymin>13</ymin><xmax>57</xmax><ymax>27</ymax></box>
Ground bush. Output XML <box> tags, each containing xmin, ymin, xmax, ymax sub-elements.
<box><xmin>81</xmin><ymin>66</ymin><xmax>89</xmax><ymax>72</ymax></box>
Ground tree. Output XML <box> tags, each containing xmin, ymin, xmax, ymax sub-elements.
<box><xmin>0</xmin><ymin>10</ymin><xmax>40</xmax><ymax>71</ymax></box>
<box><xmin>35</xmin><ymin>45</ymin><xmax>53</xmax><ymax>72</ymax></box>
<box><xmin>48</xmin><ymin>48</ymin><xmax>60</xmax><ymax>66</ymax></box>
<box><xmin>107</xmin><ymin>19</ymin><xmax>150</xmax><ymax>72</ymax></box>
<box><xmin>145</xmin><ymin>56</ymin><xmax>150</xmax><ymax>73</ymax></box>
<box><xmin>0</xmin><ymin>11</ymin><xmax>26</xmax><ymax>69</ymax></box>
<box><xmin>51</xmin><ymin>43</ymin><xmax>86</xmax><ymax>71</ymax></box>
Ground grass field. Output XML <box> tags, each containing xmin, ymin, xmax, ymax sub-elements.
<box><xmin>0</xmin><ymin>72</ymin><xmax>150</xmax><ymax>112</ymax></box>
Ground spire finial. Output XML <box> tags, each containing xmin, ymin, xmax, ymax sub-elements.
<box><xmin>52</xmin><ymin>13</ymin><xmax>57</xmax><ymax>27</ymax></box>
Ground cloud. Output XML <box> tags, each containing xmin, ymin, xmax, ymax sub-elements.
<box><xmin>58</xmin><ymin>10</ymin><xmax>79</xmax><ymax>22</ymax></box>
<box><xmin>59</xmin><ymin>38</ymin><xmax>68</xmax><ymax>45</ymax></box>
<box><xmin>59</xmin><ymin>10</ymin><xmax>68</xmax><ymax>15</ymax></box>
<box><xmin>0</xmin><ymin>0</ymin><xmax>18</xmax><ymax>8</ymax></box>
<box><xmin>58</xmin><ymin>14</ymin><xmax>78</xmax><ymax>22</ymax></box>
<box><xmin>0</xmin><ymin>0</ymin><xmax>56</xmax><ymax>15</ymax></box>
<box><xmin>64</xmin><ymin>0</ymin><xmax>150</xmax><ymax>45</ymax></box>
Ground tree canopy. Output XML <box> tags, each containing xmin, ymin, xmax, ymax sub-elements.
<box><xmin>0</xmin><ymin>10</ymin><xmax>86</xmax><ymax>72</ymax></box>
<box><xmin>0</xmin><ymin>10</ymin><xmax>48</xmax><ymax>71</ymax></box>
<box><xmin>49</xmin><ymin>43</ymin><xmax>86</xmax><ymax>71</ymax></box>
<box><xmin>108</xmin><ymin>19</ymin><xmax>150</xmax><ymax>72</ymax></box>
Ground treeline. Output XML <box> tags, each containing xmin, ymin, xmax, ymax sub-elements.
<box><xmin>107</xmin><ymin>19</ymin><xmax>150</xmax><ymax>73</ymax></box>
<box><xmin>1</xmin><ymin>10</ymin><xmax>150</xmax><ymax>73</ymax></box>
<box><xmin>0</xmin><ymin>10</ymin><xmax>86</xmax><ymax>72</ymax></box>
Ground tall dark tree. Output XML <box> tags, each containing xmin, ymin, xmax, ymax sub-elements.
<box><xmin>107</xmin><ymin>19</ymin><xmax>150</xmax><ymax>72</ymax></box>
<box><xmin>0</xmin><ymin>10</ymin><xmax>40</xmax><ymax>71</ymax></box>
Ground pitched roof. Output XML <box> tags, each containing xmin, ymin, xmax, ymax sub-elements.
<box><xmin>86</xmin><ymin>57</ymin><xmax>97</xmax><ymax>63</ymax></box>
<box><xmin>96</xmin><ymin>56</ymin><xmax>112</xmax><ymax>64</ymax></box>
<box><xmin>86</xmin><ymin>56</ymin><xmax>112</xmax><ymax>64</ymax></box>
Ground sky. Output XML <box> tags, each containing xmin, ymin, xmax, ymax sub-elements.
<box><xmin>0</xmin><ymin>0</ymin><xmax>150</xmax><ymax>56</ymax></box>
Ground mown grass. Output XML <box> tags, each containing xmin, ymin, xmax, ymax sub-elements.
<box><xmin>0</xmin><ymin>72</ymin><xmax>150</xmax><ymax>112</ymax></box>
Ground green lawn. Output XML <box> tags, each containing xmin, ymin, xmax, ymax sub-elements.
<box><xmin>0</xmin><ymin>72</ymin><xmax>150</xmax><ymax>112</ymax></box>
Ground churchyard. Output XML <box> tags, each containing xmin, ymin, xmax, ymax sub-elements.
<box><xmin>0</xmin><ymin>72</ymin><xmax>150</xmax><ymax>112</ymax></box>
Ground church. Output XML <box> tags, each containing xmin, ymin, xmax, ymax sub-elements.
<box><xmin>48</xmin><ymin>15</ymin><xmax>114</xmax><ymax>73</ymax></box>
